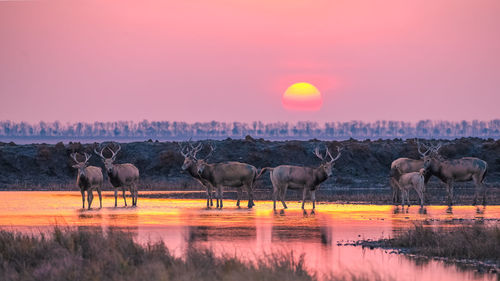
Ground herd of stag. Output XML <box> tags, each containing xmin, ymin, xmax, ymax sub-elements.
<box><xmin>70</xmin><ymin>144</ymin><xmax>139</xmax><ymax>209</ymax></box>
<box><xmin>390</xmin><ymin>141</ymin><xmax>488</xmax><ymax>208</ymax></box>
<box><xmin>69</xmin><ymin>140</ymin><xmax>489</xmax><ymax>211</ymax></box>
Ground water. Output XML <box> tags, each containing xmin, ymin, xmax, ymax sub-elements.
<box><xmin>0</xmin><ymin>191</ymin><xmax>498</xmax><ymax>280</ymax></box>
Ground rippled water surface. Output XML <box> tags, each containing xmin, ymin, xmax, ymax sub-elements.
<box><xmin>1</xmin><ymin>191</ymin><xmax>498</xmax><ymax>280</ymax></box>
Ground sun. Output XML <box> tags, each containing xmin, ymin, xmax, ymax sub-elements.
<box><xmin>282</xmin><ymin>82</ymin><xmax>323</xmax><ymax>111</ymax></box>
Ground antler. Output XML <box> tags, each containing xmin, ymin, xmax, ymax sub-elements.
<box><xmin>203</xmin><ymin>142</ymin><xmax>216</xmax><ymax>160</ymax></box>
<box><xmin>70</xmin><ymin>152</ymin><xmax>91</xmax><ymax>164</ymax></box>
<box><xmin>94</xmin><ymin>144</ymin><xmax>107</xmax><ymax>159</ymax></box>
<box><xmin>313</xmin><ymin>146</ymin><xmax>324</xmax><ymax>161</ymax></box>
<box><xmin>326</xmin><ymin>146</ymin><xmax>343</xmax><ymax>163</ymax></box>
<box><xmin>70</xmin><ymin>152</ymin><xmax>80</xmax><ymax>163</ymax></box>
<box><xmin>83</xmin><ymin>152</ymin><xmax>91</xmax><ymax>163</ymax></box>
<box><xmin>107</xmin><ymin>143</ymin><xmax>121</xmax><ymax>160</ymax></box>
<box><xmin>178</xmin><ymin>142</ymin><xmax>190</xmax><ymax>158</ymax></box>
<box><xmin>190</xmin><ymin>142</ymin><xmax>202</xmax><ymax>159</ymax></box>
<box><xmin>417</xmin><ymin>139</ymin><xmax>430</xmax><ymax>157</ymax></box>
<box><xmin>431</xmin><ymin>142</ymin><xmax>442</xmax><ymax>154</ymax></box>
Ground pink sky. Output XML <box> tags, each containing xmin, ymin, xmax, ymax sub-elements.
<box><xmin>1</xmin><ymin>0</ymin><xmax>499</xmax><ymax>123</ymax></box>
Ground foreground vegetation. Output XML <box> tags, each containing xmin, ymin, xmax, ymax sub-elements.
<box><xmin>390</xmin><ymin>224</ymin><xmax>500</xmax><ymax>261</ymax></box>
<box><xmin>365</xmin><ymin>224</ymin><xmax>500</xmax><ymax>270</ymax></box>
<box><xmin>0</xmin><ymin>227</ymin><xmax>376</xmax><ymax>281</ymax></box>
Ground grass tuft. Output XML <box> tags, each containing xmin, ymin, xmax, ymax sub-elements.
<box><xmin>388</xmin><ymin>224</ymin><xmax>500</xmax><ymax>262</ymax></box>
<box><xmin>0</xmin><ymin>227</ymin><xmax>377</xmax><ymax>281</ymax></box>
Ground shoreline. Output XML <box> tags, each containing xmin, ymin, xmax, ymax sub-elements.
<box><xmin>1</xmin><ymin>188</ymin><xmax>499</xmax><ymax>206</ymax></box>
<box><xmin>343</xmin><ymin>241</ymin><xmax>500</xmax><ymax>274</ymax></box>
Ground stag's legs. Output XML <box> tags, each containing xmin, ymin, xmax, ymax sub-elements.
<box><xmin>406</xmin><ymin>190</ymin><xmax>410</xmax><ymax>207</ymax></box>
<box><xmin>272</xmin><ymin>185</ymin><xmax>278</xmax><ymax>210</ymax></box>
<box><xmin>390</xmin><ymin>178</ymin><xmax>400</xmax><ymax>205</ymax></box>
<box><xmin>219</xmin><ymin>187</ymin><xmax>223</xmax><ymax>208</ymax></box>
<box><xmin>208</xmin><ymin>184</ymin><xmax>214</xmax><ymax>207</ymax></box>
<box><xmin>122</xmin><ymin>188</ymin><xmax>127</xmax><ymax>206</ymax></box>
<box><xmin>215</xmin><ymin>186</ymin><xmax>223</xmax><ymax>209</ymax></box>
<box><xmin>130</xmin><ymin>188</ymin><xmax>135</xmax><ymax>206</ymax></box>
<box><xmin>301</xmin><ymin>188</ymin><xmax>307</xmax><ymax>210</ymax></box>
<box><xmin>216</xmin><ymin>188</ymin><xmax>220</xmax><ymax>208</ymax></box>
<box><xmin>205</xmin><ymin>187</ymin><xmax>211</xmax><ymax>208</ymax></box>
<box><xmin>210</xmin><ymin>189</ymin><xmax>214</xmax><ymax>207</ymax></box>
<box><xmin>472</xmin><ymin>175</ymin><xmax>487</xmax><ymax>206</ymax></box>
<box><xmin>446</xmin><ymin>181</ymin><xmax>454</xmax><ymax>207</ymax></box>
<box><xmin>280</xmin><ymin>185</ymin><xmax>288</xmax><ymax>209</ymax></box>
<box><xmin>473</xmin><ymin>179</ymin><xmax>479</xmax><ymax>206</ymax></box>
<box><xmin>311</xmin><ymin>190</ymin><xmax>316</xmax><ymax>210</ymax></box>
<box><xmin>404</xmin><ymin>190</ymin><xmax>410</xmax><ymax>211</ymax></box>
<box><xmin>416</xmin><ymin>188</ymin><xmax>424</xmax><ymax>208</ymax></box>
<box><xmin>135</xmin><ymin>188</ymin><xmax>139</xmax><ymax>206</ymax></box>
<box><xmin>482</xmin><ymin>182</ymin><xmax>487</xmax><ymax>206</ymax></box>
<box><xmin>247</xmin><ymin>184</ymin><xmax>255</xmax><ymax>208</ymax></box>
<box><xmin>97</xmin><ymin>187</ymin><xmax>102</xmax><ymax>209</ymax></box>
<box><xmin>81</xmin><ymin>189</ymin><xmax>85</xmax><ymax>209</ymax></box>
<box><xmin>87</xmin><ymin>190</ymin><xmax>94</xmax><ymax>209</ymax></box>
<box><xmin>400</xmin><ymin>189</ymin><xmax>410</xmax><ymax>209</ymax></box>
<box><xmin>400</xmin><ymin>189</ymin><xmax>405</xmax><ymax>208</ymax></box>
<box><xmin>129</xmin><ymin>184</ymin><xmax>137</xmax><ymax>206</ymax></box>
<box><xmin>114</xmin><ymin>189</ymin><xmax>118</xmax><ymax>207</ymax></box>
<box><xmin>236</xmin><ymin>188</ymin><xmax>242</xmax><ymax>207</ymax></box>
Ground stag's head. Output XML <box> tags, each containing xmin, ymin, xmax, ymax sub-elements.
<box><xmin>70</xmin><ymin>152</ymin><xmax>91</xmax><ymax>177</ymax></box>
<box><xmin>94</xmin><ymin>144</ymin><xmax>121</xmax><ymax>173</ymax></box>
<box><xmin>416</xmin><ymin>139</ymin><xmax>431</xmax><ymax>159</ymax></box>
<box><xmin>422</xmin><ymin>142</ymin><xmax>442</xmax><ymax>171</ymax></box>
<box><xmin>180</xmin><ymin>141</ymin><xmax>202</xmax><ymax>171</ymax></box>
<box><xmin>196</xmin><ymin>143</ymin><xmax>215</xmax><ymax>174</ymax></box>
<box><xmin>197</xmin><ymin>162</ymin><xmax>207</xmax><ymax>175</ymax></box>
<box><xmin>313</xmin><ymin>145</ymin><xmax>343</xmax><ymax>177</ymax></box>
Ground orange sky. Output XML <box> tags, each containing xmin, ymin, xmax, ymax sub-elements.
<box><xmin>0</xmin><ymin>0</ymin><xmax>499</xmax><ymax>123</ymax></box>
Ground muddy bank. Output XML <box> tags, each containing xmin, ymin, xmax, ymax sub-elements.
<box><xmin>0</xmin><ymin>137</ymin><xmax>499</xmax><ymax>203</ymax></box>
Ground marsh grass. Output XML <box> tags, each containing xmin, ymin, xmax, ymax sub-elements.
<box><xmin>0</xmin><ymin>227</ymin><xmax>377</xmax><ymax>281</ymax></box>
<box><xmin>387</xmin><ymin>224</ymin><xmax>500</xmax><ymax>262</ymax></box>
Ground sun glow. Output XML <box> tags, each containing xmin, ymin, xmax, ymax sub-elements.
<box><xmin>282</xmin><ymin>82</ymin><xmax>323</xmax><ymax>111</ymax></box>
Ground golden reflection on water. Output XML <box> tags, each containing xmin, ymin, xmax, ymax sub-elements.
<box><xmin>0</xmin><ymin>191</ymin><xmax>498</xmax><ymax>281</ymax></box>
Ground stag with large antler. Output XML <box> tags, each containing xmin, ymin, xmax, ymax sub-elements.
<box><xmin>423</xmin><ymin>143</ymin><xmax>488</xmax><ymax>207</ymax></box>
<box><xmin>180</xmin><ymin>141</ymin><xmax>216</xmax><ymax>208</ymax></box>
<box><xmin>70</xmin><ymin>152</ymin><xmax>103</xmax><ymax>209</ymax></box>
<box><xmin>259</xmin><ymin>145</ymin><xmax>342</xmax><ymax>213</ymax></box>
<box><xmin>95</xmin><ymin>143</ymin><xmax>140</xmax><ymax>207</ymax></box>
<box><xmin>194</xmin><ymin>145</ymin><xmax>260</xmax><ymax>209</ymax></box>
<box><xmin>389</xmin><ymin>140</ymin><xmax>432</xmax><ymax>204</ymax></box>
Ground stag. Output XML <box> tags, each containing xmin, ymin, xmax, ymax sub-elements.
<box><xmin>397</xmin><ymin>168</ymin><xmax>428</xmax><ymax>208</ymax></box>
<box><xmin>70</xmin><ymin>152</ymin><xmax>103</xmax><ymax>209</ymax></box>
<box><xmin>95</xmin><ymin>144</ymin><xmax>140</xmax><ymax>207</ymax></box>
<box><xmin>260</xmin><ymin>145</ymin><xmax>342</xmax><ymax>213</ymax></box>
<box><xmin>196</xmin><ymin>159</ymin><xmax>259</xmax><ymax>209</ymax></box>
<box><xmin>180</xmin><ymin>141</ymin><xmax>216</xmax><ymax>208</ymax></box>
<box><xmin>423</xmin><ymin>144</ymin><xmax>488</xmax><ymax>206</ymax></box>
<box><xmin>389</xmin><ymin>140</ymin><xmax>431</xmax><ymax>204</ymax></box>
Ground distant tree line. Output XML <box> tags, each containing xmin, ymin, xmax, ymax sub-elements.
<box><xmin>0</xmin><ymin>120</ymin><xmax>499</xmax><ymax>140</ymax></box>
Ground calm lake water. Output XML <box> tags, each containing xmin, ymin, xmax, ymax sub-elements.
<box><xmin>0</xmin><ymin>191</ymin><xmax>498</xmax><ymax>280</ymax></box>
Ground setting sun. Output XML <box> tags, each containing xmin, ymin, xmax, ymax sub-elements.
<box><xmin>282</xmin><ymin>82</ymin><xmax>323</xmax><ymax>111</ymax></box>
